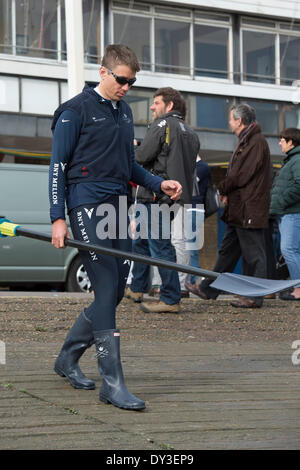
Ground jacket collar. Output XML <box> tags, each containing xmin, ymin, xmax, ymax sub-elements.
<box><xmin>238</xmin><ymin>122</ymin><xmax>261</xmax><ymax>140</ymax></box>
<box><xmin>284</xmin><ymin>145</ymin><xmax>300</xmax><ymax>163</ymax></box>
<box><xmin>286</xmin><ymin>145</ymin><xmax>300</xmax><ymax>156</ymax></box>
<box><xmin>83</xmin><ymin>84</ymin><xmax>121</xmax><ymax>108</ymax></box>
<box><xmin>163</xmin><ymin>110</ymin><xmax>183</xmax><ymax>120</ymax></box>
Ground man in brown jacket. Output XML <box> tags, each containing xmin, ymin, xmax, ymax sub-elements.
<box><xmin>191</xmin><ymin>103</ymin><xmax>271</xmax><ymax>308</ymax></box>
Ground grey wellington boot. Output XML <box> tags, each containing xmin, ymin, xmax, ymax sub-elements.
<box><xmin>54</xmin><ymin>310</ymin><xmax>95</xmax><ymax>389</ymax></box>
<box><xmin>94</xmin><ymin>329</ymin><xmax>145</xmax><ymax>410</ymax></box>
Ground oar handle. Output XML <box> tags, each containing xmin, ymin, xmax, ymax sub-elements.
<box><xmin>0</xmin><ymin>219</ymin><xmax>20</xmax><ymax>237</ymax></box>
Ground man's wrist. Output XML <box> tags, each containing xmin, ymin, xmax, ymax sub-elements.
<box><xmin>51</xmin><ymin>217</ymin><xmax>66</xmax><ymax>224</ymax></box>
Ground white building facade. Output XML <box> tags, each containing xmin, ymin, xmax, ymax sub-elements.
<box><xmin>0</xmin><ymin>0</ymin><xmax>300</xmax><ymax>164</ymax></box>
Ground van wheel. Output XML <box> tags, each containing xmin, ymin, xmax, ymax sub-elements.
<box><xmin>66</xmin><ymin>257</ymin><xmax>91</xmax><ymax>293</ymax></box>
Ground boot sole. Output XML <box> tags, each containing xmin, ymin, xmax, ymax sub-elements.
<box><xmin>100</xmin><ymin>395</ymin><xmax>146</xmax><ymax>410</ymax></box>
<box><xmin>54</xmin><ymin>366</ymin><xmax>96</xmax><ymax>390</ymax></box>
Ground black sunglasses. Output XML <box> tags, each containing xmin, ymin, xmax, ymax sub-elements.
<box><xmin>106</xmin><ymin>68</ymin><xmax>136</xmax><ymax>87</ymax></box>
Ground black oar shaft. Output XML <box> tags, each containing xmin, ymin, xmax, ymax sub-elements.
<box><xmin>16</xmin><ymin>227</ymin><xmax>218</xmax><ymax>280</ymax></box>
<box><xmin>10</xmin><ymin>224</ymin><xmax>300</xmax><ymax>296</ymax></box>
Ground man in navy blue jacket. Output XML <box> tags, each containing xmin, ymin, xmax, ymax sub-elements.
<box><xmin>49</xmin><ymin>44</ymin><xmax>182</xmax><ymax>411</ymax></box>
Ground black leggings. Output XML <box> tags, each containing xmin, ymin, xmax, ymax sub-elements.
<box><xmin>69</xmin><ymin>197</ymin><xmax>131</xmax><ymax>331</ymax></box>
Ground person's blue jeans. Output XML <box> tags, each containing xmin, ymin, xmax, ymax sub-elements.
<box><xmin>131</xmin><ymin>203</ymin><xmax>181</xmax><ymax>305</ymax></box>
<box><xmin>278</xmin><ymin>213</ymin><xmax>300</xmax><ymax>286</ymax></box>
<box><xmin>185</xmin><ymin>208</ymin><xmax>205</xmax><ymax>285</ymax></box>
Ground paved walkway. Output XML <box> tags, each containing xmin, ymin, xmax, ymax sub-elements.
<box><xmin>0</xmin><ymin>292</ymin><xmax>300</xmax><ymax>450</ymax></box>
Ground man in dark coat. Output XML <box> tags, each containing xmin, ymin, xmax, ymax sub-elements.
<box><xmin>195</xmin><ymin>103</ymin><xmax>271</xmax><ymax>308</ymax></box>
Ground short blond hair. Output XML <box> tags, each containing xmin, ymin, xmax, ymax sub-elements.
<box><xmin>101</xmin><ymin>44</ymin><xmax>140</xmax><ymax>73</ymax></box>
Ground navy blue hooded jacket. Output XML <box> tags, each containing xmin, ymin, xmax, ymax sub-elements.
<box><xmin>49</xmin><ymin>85</ymin><xmax>163</xmax><ymax>222</ymax></box>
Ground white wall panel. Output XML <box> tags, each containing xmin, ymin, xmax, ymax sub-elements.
<box><xmin>0</xmin><ymin>59</ymin><xmax>67</xmax><ymax>80</ymax></box>
<box><xmin>21</xmin><ymin>79</ymin><xmax>59</xmax><ymax>115</ymax></box>
<box><xmin>0</xmin><ymin>76</ymin><xmax>19</xmax><ymax>112</ymax></box>
<box><xmin>60</xmin><ymin>82</ymin><xmax>69</xmax><ymax>104</ymax></box>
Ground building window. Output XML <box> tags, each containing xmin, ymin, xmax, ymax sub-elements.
<box><xmin>111</xmin><ymin>1</ymin><xmax>232</xmax><ymax>80</ymax></box>
<box><xmin>193</xmin><ymin>95</ymin><xmax>231</xmax><ymax>130</ymax></box>
<box><xmin>15</xmin><ymin>0</ymin><xmax>59</xmax><ymax>59</ymax></box>
<box><xmin>124</xmin><ymin>87</ymin><xmax>233</xmax><ymax>131</ymax></box>
<box><xmin>282</xmin><ymin>103</ymin><xmax>300</xmax><ymax>129</ymax></box>
<box><xmin>241</xmin><ymin>17</ymin><xmax>300</xmax><ymax>86</ymax></box>
<box><xmin>124</xmin><ymin>88</ymin><xmax>154</xmax><ymax>125</ymax></box>
<box><xmin>83</xmin><ymin>0</ymin><xmax>102</xmax><ymax>64</ymax></box>
<box><xmin>280</xmin><ymin>35</ymin><xmax>300</xmax><ymax>86</ymax></box>
<box><xmin>0</xmin><ymin>0</ymin><xmax>103</xmax><ymax>64</ymax></box>
<box><xmin>0</xmin><ymin>0</ymin><xmax>65</xmax><ymax>60</ymax></box>
<box><xmin>246</xmin><ymin>99</ymin><xmax>279</xmax><ymax>135</ymax></box>
<box><xmin>0</xmin><ymin>0</ymin><xmax>12</xmax><ymax>54</ymax></box>
<box><xmin>113</xmin><ymin>13</ymin><xmax>151</xmax><ymax>70</ymax></box>
<box><xmin>155</xmin><ymin>18</ymin><xmax>190</xmax><ymax>75</ymax></box>
<box><xmin>194</xmin><ymin>25</ymin><xmax>230</xmax><ymax>79</ymax></box>
<box><xmin>60</xmin><ymin>3</ymin><xmax>67</xmax><ymax>61</ymax></box>
<box><xmin>242</xmin><ymin>31</ymin><xmax>276</xmax><ymax>84</ymax></box>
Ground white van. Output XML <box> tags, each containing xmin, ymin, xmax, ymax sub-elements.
<box><xmin>0</xmin><ymin>163</ymin><xmax>90</xmax><ymax>292</ymax></box>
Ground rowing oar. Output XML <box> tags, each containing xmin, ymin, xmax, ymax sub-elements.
<box><xmin>1</xmin><ymin>218</ymin><xmax>300</xmax><ymax>297</ymax></box>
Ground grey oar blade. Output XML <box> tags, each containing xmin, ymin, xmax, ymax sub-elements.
<box><xmin>211</xmin><ymin>272</ymin><xmax>300</xmax><ymax>297</ymax></box>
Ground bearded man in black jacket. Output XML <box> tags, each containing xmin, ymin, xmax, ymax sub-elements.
<box><xmin>126</xmin><ymin>87</ymin><xmax>200</xmax><ymax>313</ymax></box>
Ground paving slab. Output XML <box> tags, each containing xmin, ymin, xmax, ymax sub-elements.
<box><xmin>0</xmin><ymin>293</ymin><xmax>300</xmax><ymax>450</ymax></box>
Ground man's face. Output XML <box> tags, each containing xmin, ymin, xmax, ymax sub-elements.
<box><xmin>99</xmin><ymin>64</ymin><xmax>136</xmax><ymax>101</ymax></box>
<box><xmin>150</xmin><ymin>95</ymin><xmax>169</xmax><ymax>120</ymax></box>
<box><xmin>229</xmin><ymin>110</ymin><xmax>242</xmax><ymax>135</ymax></box>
